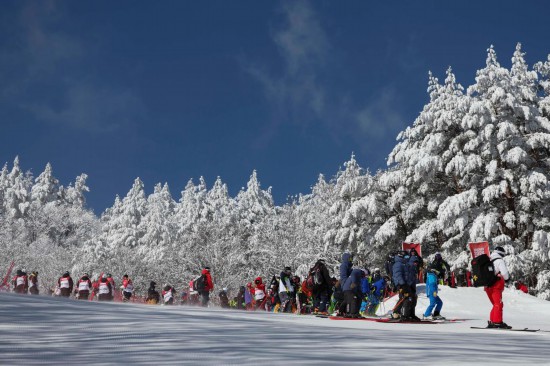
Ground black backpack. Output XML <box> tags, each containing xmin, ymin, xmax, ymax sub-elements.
<box><xmin>193</xmin><ymin>274</ymin><xmax>206</xmax><ymax>292</ymax></box>
<box><xmin>471</xmin><ymin>254</ymin><xmax>498</xmax><ymax>287</ymax></box>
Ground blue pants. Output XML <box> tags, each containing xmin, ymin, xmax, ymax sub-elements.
<box><xmin>424</xmin><ymin>294</ymin><xmax>443</xmax><ymax>316</ymax></box>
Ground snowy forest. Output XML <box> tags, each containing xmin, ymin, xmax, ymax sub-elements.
<box><xmin>2</xmin><ymin>44</ymin><xmax>550</xmax><ymax>300</ymax></box>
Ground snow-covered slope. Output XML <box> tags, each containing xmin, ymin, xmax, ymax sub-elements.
<box><xmin>1</xmin><ymin>287</ymin><xmax>550</xmax><ymax>365</ymax></box>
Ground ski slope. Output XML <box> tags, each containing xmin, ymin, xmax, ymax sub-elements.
<box><xmin>1</xmin><ymin>286</ymin><xmax>550</xmax><ymax>365</ymax></box>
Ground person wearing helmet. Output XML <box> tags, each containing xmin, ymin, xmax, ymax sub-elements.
<box><xmin>430</xmin><ymin>252</ymin><xmax>451</xmax><ymax>285</ymax></box>
<box><xmin>423</xmin><ymin>266</ymin><xmax>444</xmax><ymax>320</ymax></box>
<box><xmin>146</xmin><ymin>281</ymin><xmax>160</xmax><ymax>304</ymax></box>
<box><xmin>486</xmin><ymin>246</ymin><xmax>511</xmax><ymax>329</ymax></box>
<box><xmin>12</xmin><ymin>269</ymin><xmax>28</xmax><ymax>294</ymax></box>
<box><xmin>57</xmin><ymin>272</ymin><xmax>73</xmax><ymax>297</ymax></box>
<box><xmin>121</xmin><ymin>274</ymin><xmax>134</xmax><ymax>302</ymax></box>
<box><xmin>75</xmin><ymin>273</ymin><xmax>92</xmax><ymax>300</ymax></box>
<box><xmin>162</xmin><ymin>284</ymin><xmax>176</xmax><ymax>305</ymax></box>
<box><xmin>97</xmin><ymin>276</ymin><xmax>113</xmax><ymax>301</ymax></box>
<box><xmin>219</xmin><ymin>287</ymin><xmax>230</xmax><ymax>308</ymax></box>
<box><xmin>28</xmin><ymin>271</ymin><xmax>39</xmax><ymax>295</ymax></box>
<box><xmin>253</xmin><ymin>277</ymin><xmax>267</xmax><ymax>310</ymax></box>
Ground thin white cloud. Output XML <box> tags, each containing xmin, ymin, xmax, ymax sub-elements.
<box><xmin>1</xmin><ymin>2</ymin><xmax>142</xmax><ymax>133</ymax></box>
<box><xmin>355</xmin><ymin>88</ymin><xmax>404</xmax><ymax>139</ymax></box>
<box><xmin>246</xmin><ymin>1</ymin><xmax>406</xmax><ymax>145</ymax></box>
<box><xmin>246</xmin><ymin>0</ymin><xmax>329</xmax><ymax>125</ymax></box>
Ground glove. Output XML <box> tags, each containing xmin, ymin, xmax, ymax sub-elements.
<box><xmin>433</xmin><ymin>291</ymin><xmax>438</xmax><ymax>297</ymax></box>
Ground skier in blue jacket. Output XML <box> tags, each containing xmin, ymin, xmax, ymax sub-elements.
<box><xmin>342</xmin><ymin>268</ymin><xmax>366</xmax><ymax>318</ymax></box>
<box><xmin>423</xmin><ymin>267</ymin><xmax>444</xmax><ymax>320</ymax></box>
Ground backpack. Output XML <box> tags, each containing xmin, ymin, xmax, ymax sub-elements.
<box><xmin>193</xmin><ymin>274</ymin><xmax>206</xmax><ymax>292</ymax></box>
<box><xmin>471</xmin><ymin>254</ymin><xmax>498</xmax><ymax>287</ymax></box>
<box><xmin>306</xmin><ymin>264</ymin><xmax>324</xmax><ymax>290</ymax></box>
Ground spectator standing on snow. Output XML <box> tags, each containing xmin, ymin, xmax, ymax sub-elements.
<box><xmin>278</xmin><ymin>267</ymin><xmax>294</xmax><ymax>313</ymax></box>
<box><xmin>28</xmin><ymin>271</ymin><xmax>39</xmax><ymax>295</ymax></box>
<box><xmin>199</xmin><ymin>267</ymin><xmax>214</xmax><ymax>307</ymax></box>
<box><xmin>311</xmin><ymin>259</ymin><xmax>332</xmax><ymax>315</ymax></box>
<box><xmin>485</xmin><ymin>247</ymin><xmax>511</xmax><ymax>329</ymax></box>
<box><xmin>342</xmin><ymin>268</ymin><xmax>367</xmax><ymax>318</ymax></box>
<box><xmin>146</xmin><ymin>281</ymin><xmax>160</xmax><ymax>304</ymax></box>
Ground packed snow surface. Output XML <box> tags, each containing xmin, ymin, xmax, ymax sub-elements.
<box><xmin>1</xmin><ymin>286</ymin><xmax>550</xmax><ymax>365</ymax></box>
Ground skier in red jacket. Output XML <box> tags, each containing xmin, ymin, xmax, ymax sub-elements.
<box><xmin>57</xmin><ymin>272</ymin><xmax>74</xmax><ymax>297</ymax></box>
<box><xmin>200</xmin><ymin>267</ymin><xmax>214</xmax><ymax>307</ymax></box>
<box><xmin>121</xmin><ymin>274</ymin><xmax>134</xmax><ymax>302</ymax></box>
<box><xmin>12</xmin><ymin>270</ymin><xmax>28</xmax><ymax>294</ymax></box>
<box><xmin>75</xmin><ymin>273</ymin><xmax>93</xmax><ymax>300</ymax></box>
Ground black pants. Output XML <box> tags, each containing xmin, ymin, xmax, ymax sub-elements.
<box><xmin>200</xmin><ymin>291</ymin><xmax>210</xmax><ymax>307</ymax></box>
<box><xmin>343</xmin><ymin>290</ymin><xmax>361</xmax><ymax>316</ymax></box>
<box><xmin>393</xmin><ymin>285</ymin><xmax>417</xmax><ymax>317</ymax></box>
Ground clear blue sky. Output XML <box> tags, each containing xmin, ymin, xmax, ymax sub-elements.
<box><xmin>1</xmin><ymin>1</ymin><xmax>549</xmax><ymax>214</ymax></box>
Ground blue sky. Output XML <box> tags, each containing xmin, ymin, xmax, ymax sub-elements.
<box><xmin>1</xmin><ymin>1</ymin><xmax>549</xmax><ymax>213</ymax></box>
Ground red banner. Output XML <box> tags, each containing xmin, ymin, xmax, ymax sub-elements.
<box><xmin>402</xmin><ymin>242</ymin><xmax>422</xmax><ymax>257</ymax></box>
<box><xmin>468</xmin><ymin>241</ymin><xmax>489</xmax><ymax>258</ymax></box>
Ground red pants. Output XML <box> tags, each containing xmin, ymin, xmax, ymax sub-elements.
<box><xmin>485</xmin><ymin>277</ymin><xmax>504</xmax><ymax>323</ymax></box>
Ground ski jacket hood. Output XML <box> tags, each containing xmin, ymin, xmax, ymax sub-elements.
<box><xmin>340</xmin><ymin>252</ymin><xmax>353</xmax><ymax>285</ymax></box>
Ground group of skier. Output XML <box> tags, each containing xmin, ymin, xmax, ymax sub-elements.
<box><xmin>6</xmin><ymin>245</ymin><xmax>514</xmax><ymax>328</ymax></box>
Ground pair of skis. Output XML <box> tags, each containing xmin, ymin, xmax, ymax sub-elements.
<box><xmin>470</xmin><ymin>326</ymin><xmax>540</xmax><ymax>333</ymax></box>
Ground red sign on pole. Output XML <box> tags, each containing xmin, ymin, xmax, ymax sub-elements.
<box><xmin>468</xmin><ymin>242</ymin><xmax>489</xmax><ymax>258</ymax></box>
<box><xmin>402</xmin><ymin>242</ymin><xmax>422</xmax><ymax>257</ymax></box>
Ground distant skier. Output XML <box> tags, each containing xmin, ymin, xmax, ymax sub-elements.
<box><xmin>12</xmin><ymin>269</ymin><xmax>28</xmax><ymax>294</ymax></box>
<box><xmin>75</xmin><ymin>273</ymin><xmax>92</xmax><ymax>300</ymax></box>
<box><xmin>234</xmin><ymin>286</ymin><xmax>246</xmax><ymax>310</ymax></box>
<box><xmin>198</xmin><ymin>267</ymin><xmax>214</xmax><ymax>307</ymax></box>
<box><xmin>162</xmin><ymin>284</ymin><xmax>176</xmax><ymax>305</ymax></box>
<box><xmin>253</xmin><ymin>277</ymin><xmax>267</xmax><ymax>310</ymax></box>
<box><xmin>57</xmin><ymin>272</ymin><xmax>73</xmax><ymax>298</ymax></box>
<box><xmin>121</xmin><ymin>274</ymin><xmax>134</xmax><ymax>302</ymax></box>
<box><xmin>423</xmin><ymin>266</ymin><xmax>444</xmax><ymax>320</ymax></box>
<box><xmin>485</xmin><ymin>246</ymin><xmax>511</xmax><ymax>329</ymax></box>
<box><xmin>28</xmin><ymin>271</ymin><xmax>39</xmax><ymax>295</ymax></box>
<box><xmin>97</xmin><ymin>277</ymin><xmax>113</xmax><ymax>301</ymax></box>
<box><xmin>278</xmin><ymin>267</ymin><xmax>294</xmax><ymax>313</ymax></box>
<box><xmin>219</xmin><ymin>288</ymin><xmax>230</xmax><ymax>308</ymax></box>
<box><xmin>146</xmin><ymin>281</ymin><xmax>160</xmax><ymax>304</ymax></box>
<box><xmin>310</xmin><ymin>259</ymin><xmax>332</xmax><ymax>315</ymax></box>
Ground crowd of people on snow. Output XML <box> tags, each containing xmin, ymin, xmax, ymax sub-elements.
<box><xmin>5</xmin><ymin>245</ymin><xmax>529</xmax><ymax>328</ymax></box>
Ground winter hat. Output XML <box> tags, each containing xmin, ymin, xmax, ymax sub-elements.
<box><xmin>16</xmin><ymin>270</ymin><xmax>22</xmax><ymax>276</ymax></box>
<box><xmin>435</xmin><ymin>252</ymin><xmax>442</xmax><ymax>261</ymax></box>
<box><xmin>494</xmin><ymin>246</ymin><xmax>507</xmax><ymax>257</ymax></box>
<box><xmin>150</xmin><ymin>281</ymin><xmax>156</xmax><ymax>287</ymax></box>
<box><xmin>63</xmin><ymin>271</ymin><xmax>70</xmax><ymax>277</ymax></box>
<box><xmin>284</xmin><ymin>266</ymin><xmax>292</xmax><ymax>273</ymax></box>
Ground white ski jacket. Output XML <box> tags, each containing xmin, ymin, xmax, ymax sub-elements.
<box><xmin>490</xmin><ymin>252</ymin><xmax>510</xmax><ymax>281</ymax></box>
